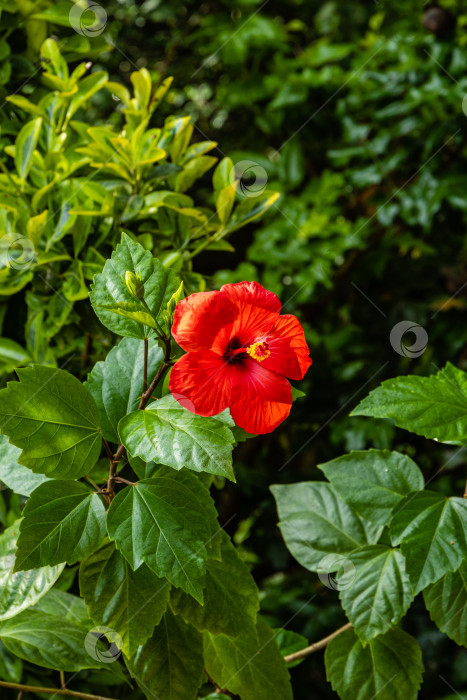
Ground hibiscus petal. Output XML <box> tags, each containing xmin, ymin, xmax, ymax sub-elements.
<box><xmin>172</xmin><ymin>291</ymin><xmax>238</xmax><ymax>353</ymax></box>
<box><xmin>169</xmin><ymin>350</ymin><xmax>234</xmax><ymax>416</ymax></box>
<box><xmin>220</xmin><ymin>281</ymin><xmax>281</xmax><ymax>347</ymax></box>
<box><xmin>230</xmin><ymin>360</ymin><xmax>292</xmax><ymax>434</ymax></box>
<box><xmin>261</xmin><ymin>314</ymin><xmax>312</xmax><ymax>380</ymax></box>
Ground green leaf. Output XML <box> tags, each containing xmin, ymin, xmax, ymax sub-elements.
<box><xmin>228</xmin><ymin>191</ymin><xmax>280</xmax><ymax>232</ymax></box>
<box><xmin>127</xmin><ymin>610</ymin><xmax>204</xmax><ymax>700</ymax></box>
<box><xmin>80</xmin><ymin>540</ymin><xmax>170</xmax><ymax>657</ymax></box>
<box><xmin>86</xmin><ymin>338</ymin><xmax>163</xmax><ymax>443</ymax></box>
<box><xmin>337</xmin><ymin>545</ymin><xmax>413</xmax><ymax>643</ymax></box>
<box><xmin>119</xmin><ymin>394</ymin><xmax>235</xmax><ymax>481</ymax></box>
<box><xmin>0</xmin><ymin>639</ymin><xmax>22</xmax><ymax>682</ymax></box>
<box><xmin>90</xmin><ymin>233</ymin><xmax>179</xmax><ymax>338</ymax></box>
<box><xmin>271</xmin><ymin>482</ymin><xmax>383</xmax><ymax>572</ymax></box>
<box><xmin>170</xmin><ymin>531</ymin><xmax>259</xmax><ymax>637</ymax></box>
<box><xmin>204</xmin><ymin>617</ymin><xmax>293</xmax><ymax>700</ymax></box>
<box><xmin>15</xmin><ymin>118</ymin><xmax>42</xmax><ymax>181</ymax></box>
<box><xmin>0</xmin><ymin>366</ymin><xmax>102</xmax><ymax>479</ymax></box>
<box><xmin>15</xmin><ymin>481</ymin><xmax>106</xmax><ymax>570</ymax></box>
<box><xmin>351</xmin><ymin>363</ymin><xmax>467</xmax><ymax>444</ymax></box>
<box><xmin>0</xmin><ymin>435</ymin><xmax>50</xmax><ymax>496</ymax></box>
<box><xmin>319</xmin><ymin>450</ymin><xmax>424</xmax><ymax>526</ymax></box>
<box><xmin>274</xmin><ymin>628</ymin><xmax>308</xmax><ymax>668</ymax></box>
<box><xmin>424</xmin><ymin>561</ymin><xmax>467</xmax><ymax>646</ymax></box>
<box><xmin>325</xmin><ymin>627</ymin><xmax>423</xmax><ymax>700</ymax></box>
<box><xmin>0</xmin><ymin>607</ymin><xmax>108</xmax><ymax>672</ymax></box>
<box><xmin>0</xmin><ymin>337</ymin><xmax>31</xmax><ymax>374</ymax></box>
<box><xmin>66</xmin><ymin>71</ymin><xmax>108</xmax><ymax>122</ymax></box>
<box><xmin>0</xmin><ymin>521</ymin><xmax>64</xmax><ymax>622</ymax></box>
<box><xmin>107</xmin><ymin>469</ymin><xmax>221</xmax><ymax>603</ymax></box>
<box><xmin>390</xmin><ymin>491</ymin><xmax>467</xmax><ymax>593</ymax></box>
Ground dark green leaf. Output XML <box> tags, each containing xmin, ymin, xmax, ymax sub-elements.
<box><xmin>119</xmin><ymin>394</ymin><xmax>235</xmax><ymax>481</ymax></box>
<box><xmin>424</xmin><ymin>561</ymin><xmax>467</xmax><ymax>646</ymax></box>
<box><xmin>271</xmin><ymin>482</ymin><xmax>383</xmax><ymax>572</ymax></box>
<box><xmin>90</xmin><ymin>233</ymin><xmax>179</xmax><ymax>338</ymax></box>
<box><xmin>338</xmin><ymin>545</ymin><xmax>413</xmax><ymax>642</ymax></box>
<box><xmin>351</xmin><ymin>363</ymin><xmax>467</xmax><ymax>444</ymax></box>
<box><xmin>127</xmin><ymin>610</ymin><xmax>204</xmax><ymax>700</ymax></box>
<box><xmin>390</xmin><ymin>491</ymin><xmax>467</xmax><ymax>593</ymax></box>
<box><xmin>319</xmin><ymin>450</ymin><xmax>424</xmax><ymax>526</ymax></box>
<box><xmin>15</xmin><ymin>481</ymin><xmax>106</xmax><ymax>570</ymax></box>
<box><xmin>80</xmin><ymin>540</ymin><xmax>170</xmax><ymax>657</ymax></box>
<box><xmin>15</xmin><ymin>118</ymin><xmax>42</xmax><ymax>181</ymax></box>
<box><xmin>0</xmin><ymin>366</ymin><xmax>102</xmax><ymax>479</ymax></box>
<box><xmin>86</xmin><ymin>338</ymin><xmax>163</xmax><ymax>443</ymax></box>
<box><xmin>170</xmin><ymin>531</ymin><xmax>258</xmax><ymax>637</ymax></box>
<box><xmin>274</xmin><ymin>628</ymin><xmax>308</xmax><ymax>668</ymax></box>
<box><xmin>107</xmin><ymin>469</ymin><xmax>221</xmax><ymax>603</ymax></box>
<box><xmin>325</xmin><ymin>627</ymin><xmax>423</xmax><ymax>700</ymax></box>
<box><xmin>204</xmin><ymin>617</ymin><xmax>293</xmax><ymax>700</ymax></box>
<box><xmin>0</xmin><ymin>521</ymin><xmax>63</xmax><ymax>621</ymax></box>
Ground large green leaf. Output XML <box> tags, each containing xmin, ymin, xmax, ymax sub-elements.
<box><xmin>119</xmin><ymin>394</ymin><xmax>235</xmax><ymax>480</ymax></box>
<box><xmin>271</xmin><ymin>482</ymin><xmax>383</xmax><ymax>572</ymax></box>
<box><xmin>0</xmin><ymin>606</ymin><xmax>108</xmax><ymax>672</ymax></box>
<box><xmin>325</xmin><ymin>627</ymin><xmax>423</xmax><ymax>700</ymax></box>
<box><xmin>0</xmin><ymin>435</ymin><xmax>50</xmax><ymax>496</ymax></box>
<box><xmin>390</xmin><ymin>491</ymin><xmax>467</xmax><ymax>593</ymax></box>
<box><xmin>127</xmin><ymin>610</ymin><xmax>204</xmax><ymax>700</ymax></box>
<box><xmin>0</xmin><ymin>366</ymin><xmax>102</xmax><ymax>479</ymax></box>
<box><xmin>424</xmin><ymin>561</ymin><xmax>467</xmax><ymax>646</ymax></box>
<box><xmin>351</xmin><ymin>363</ymin><xmax>467</xmax><ymax>444</ymax></box>
<box><xmin>0</xmin><ymin>521</ymin><xmax>64</xmax><ymax>622</ymax></box>
<box><xmin>15</xmin><ymin>481</ymin><xmax>107</xmax><ymax>571</ymax></box>
<box><xmin>338</xmin><ymin>545</ymin><xmax>413</xmax><ymax>643</ymax></box>
<box><xmin>90</xmin><ymin>232</ymin><xmax>179</xmax><ymax>338</ymax></box>
<box><xmin>15</xmin><ymin>118</ymin><xmax>42</xmax><ymax>181</ymax></box>
<box><xmin>204</xmin><ymin>617</ymin><xmax>293</xmax><ymax>700</ymax></box>
<box><xmin>319</xmin><ymin>450</ymin><xmax>424</xmax><ymax>526</ymax></box>
<box><xmin>170</xmin><ymin>531</ymin><xmax>259</xmax><ymax>637</ymax></box>
<box><xmin>80</xmin><ymin>540</ymin><xmax>170</xmax><ymax>657</ymax></box>
<box><xmin>107</xmin><ymin>468</ymin><xmax>221</xmax><ymax>603</ymax></box>
<box><xmin>86</xmin><ymin>337</ymin><xmax>163</xmax><ymax>443</ymax></box>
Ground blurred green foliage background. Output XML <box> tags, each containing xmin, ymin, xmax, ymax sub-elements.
<box><xmin>1</xmin><ymin>0</ymin><xmax>467</xmax><ymax>697</ymax></box>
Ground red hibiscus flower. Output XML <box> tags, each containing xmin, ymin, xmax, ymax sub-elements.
<box><xmin>168</xmin><ymin>281</ymin><xmax>312</xmax><ymax>434</ymax></box>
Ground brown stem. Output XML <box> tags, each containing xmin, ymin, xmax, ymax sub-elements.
<box><xmin>0</xmin><ymin>681</ymin><xmax>118</xmax><ymax>700</ymax></box>
<box><xmin>60</xmin><ymin>671</ymin><xmax>66</xmax><ymax>689</ymax></box>
<box><xmin>114</xmin><ymin>476</ymin><xmax>136</xmax><ymax>486</ymax></box>
<box><xmin>102</xmin><ymin>438</ymin><xmax>114</xmax><ymax>462</ymax></box>
<box><xmin>283</xmin><ymin>622</ymin><xmax>352</xmax><ymax>664</ymax></box>
<box><xmin>463</xmin><ymin>476</ymin><xmax>467</xmax><ymax>498</ymax></box>
<box><xmin>143</xmin><ymin>337</ymin><xmax>149</xmax><ymax>394</ymax></box>
<box><xmin>138</xmin><ymin>335</ymin><xmax>172</xmax><ymax>410</ymax></box>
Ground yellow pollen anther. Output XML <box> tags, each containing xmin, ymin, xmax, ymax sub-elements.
<box><xmin>246</xmin><ymin>341</ymin><xmax>271</xmax><ymax>362</ymax></box>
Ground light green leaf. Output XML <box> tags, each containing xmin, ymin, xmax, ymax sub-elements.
<box><xmin>107</xmin><ymin>468</ymin><xmax>221</xmax><ymax>603</ymax></box>
<box><xmin>66</xmin><ymin>71</ymin><xmax>108</xmax><ymax>122</ymax></box>
<box><xmin>127</xmin><ymin>610</ymin><xmax>204</xmax><ymax>700</ymax></box>
<box><xmin>0</xmin><ymin>521</ymin><xmax>64</xmax><ymax>622</ymax></box>
<box><xmin>0</xmin><ymin>366</ymin><xmax>102</xmax><ymax>479</ymax></box>
<box><xmin>0</xmin><ymin>435</ymin><xmax>50</xmax><ymax>496</ymax></box>
<box><xmin>80</xmin><ymin>540</ymin><xmax>170</xmax><ymax>657</ymax></box>
<box><xmin>86</xmin><ymin>337</ymin><xmax>163</xmax><ymax>443</ymax></box>
<box><xmin>424</xmin><ymin>561</ymin><xmax>467</xmax><ymax>646</ymax></box>
<box><xmin>170</xmin><ymin>531</ymin><xmax>259</xmax><ymax>637</ymax></box>
<box><xmin>119</xmin><ymin>394</ymin><xmax>235</xmax><ymax>481</ymax></box>
<box><xmin>351</xmin><ymin>363</ymin><xmax>467</xmax><ymax>444</ymax></box>
<box><xmin>0</xmin><ymin>337</ymin><xmax>31</xmax><ymax>375</ymax></box>
<box><xmin>15</xmin><ymin>481</ymin><xmax>106</xmax><ymax>571</ymax></box>
<box><xmin>90</xmin><ymin>232</ymin><xmax>179</xmax><ymax>338</ymax></box>
<box><xmin>338</xmin><ymin>545</ymin><xmax>413</xmax><ymax>643</ymax></box>
<box><xmin>319</xmin><ymin>450</ymin><xmax>424</xmax><ymax>526</ymax></box>
<box><xmin>228</xmin><ymin>190</ymin><xmax>280</xmax><ymax>232</ymax></box>
<box><xmin>325</xmin><ymin>627</ymin><xmax>423</xmax><ymax>700</ymax></box>
<box><xmin>15</xmin><ymin>118</ymin><xmax>42</xmax><ymax>181</ymax></box>
<box><xmin>204</xmin><ymin>617</ymin><xmax>293</xmax><ymax>700</ymax></box>
<box><xmin>390</xmin><ymin>491</ymin><xmax>467</xmax><ymax>593</ymax></box>
<box><xmin>271</xmin><ymin>482</ymin><xmax>383</xmax><ymax>572</ymax></box>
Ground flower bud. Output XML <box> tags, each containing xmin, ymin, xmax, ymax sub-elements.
<box><xmin>124</xmin><ymin>270</ymin><xmax>144</xmax><ymax>300</ymax></box>
<box><xmin>163</xmin><ymin>280</ymin><xmax>184</xmax><ymax>329</ymax></box>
